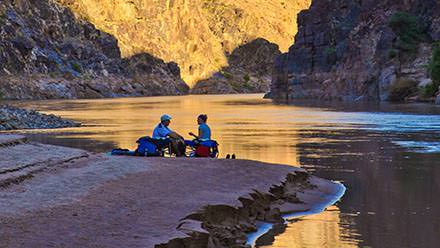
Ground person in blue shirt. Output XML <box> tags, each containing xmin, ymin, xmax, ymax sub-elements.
<box><xmin>188</xmin><ymin>114</ymin><xmax>211</xmax><ymax>141</ymax></box>
<box><xmin>152</xmin><ymin>114</ymin><xmax>173</xmax><ymax>139</ymax></box>
<box><xmin>152</xmin><ymin>114</ymin><xmax>186</xmax><ymax>156</ymax></box>
<box><xmin>186</xmin><ymin>114</ymin><xmax>218</xmax><ymax>157</ymax></box>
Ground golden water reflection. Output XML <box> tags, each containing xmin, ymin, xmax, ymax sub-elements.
<box><xmin>261</xmin><ymin>206</ymin><xmax>360</xmax><ymax>248</ymax></box>
<box><xmin>13</xmin><ymin>94</ymin><xmax>318</xmax><ymax>165</ymax></box>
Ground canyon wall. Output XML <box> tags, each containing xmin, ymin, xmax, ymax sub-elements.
<box><xmin>271</xmin><ymin>0</ymin><xmax>440</xmax><ymax>102</ymax></box>
<box><xmin>0</xmin><ymin>0</ymin><xmax>188</xmax><ymax>100</ymax></box>
<box><xmin>58</xmin><ymin>0</ymin><xmax>312</xmax><ymax>87</ymax></box>
<box><xmin>190</xmin><ymin>38</ymin><xmax>281</xmax><ymax>94</ymax></box>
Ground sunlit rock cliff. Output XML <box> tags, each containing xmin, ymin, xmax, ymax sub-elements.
<box><xmin>271</xmin><ymin>0</ymin><xmax>440</xmax><ymax>103</ymax></box>
<box><xmin>0</xmin><ymin>0</ymin><xmax>188</xmax><ymax>100</ymax></box>
<box><xmin>58</xmin><ymin>0</ymin><xmax>312</xmax><ymax>87</ymax></box>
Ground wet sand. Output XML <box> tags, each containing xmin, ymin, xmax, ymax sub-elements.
<box><xmin>0</xmin><ymin>135</ymin><xmax>340</xmax><ymax>247</ymax></box>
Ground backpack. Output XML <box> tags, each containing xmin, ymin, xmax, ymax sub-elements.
<box><xmin>136</xmin><ymin>136</ymin><xmax>162</xmax><ymax>156</ymax></box>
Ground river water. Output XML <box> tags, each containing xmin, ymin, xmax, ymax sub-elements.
<box><xmin>10</xmin><ymin>94</ymin><xmax>440</xmax><ymax>248</ymax></box>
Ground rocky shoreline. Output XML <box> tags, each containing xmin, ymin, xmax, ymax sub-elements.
<box><xmin>0</xmin><ymin>134</ymin><xmax>341</xmax><ymax>248</ymax></box>
<box><xmin>0</xmin><ymin>105</ymin><xmax>80</xmax><ymax>130</ymax></box>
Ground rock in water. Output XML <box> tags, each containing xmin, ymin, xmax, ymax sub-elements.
<box><xmin>0</xmin><ymin>106</ymin><xmax>80</xmax><ymax>130</ymax></box>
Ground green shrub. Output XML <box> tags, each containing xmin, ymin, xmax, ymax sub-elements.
<box><xmin>325</xmin><ymin>46</ymin><xmax>337</xmax><ymax>65</ymax></box>
<box><xmin>71</xmin><ymin>62</ymin><xmax>82</xmax><ymax>73</ymax></box>
<box><xmin>222</xmin><ymin>71</ymin><xmax>233</xmax><ymax>80</ymax></box>
<box><xmin>423</xmin><ymin>42</ymin><xmax>440</xmax><ymax>98</ymax></box>
<box><xmin>429</xmin><ymin>43</ymin><xmax>440</xmax><ymax>83</ymax></box>
<box><xmin>230</xmin><ymin>81</ymin><xmax>241</xmax><ymax>91</ymax></box>
<box><xmin>420</xmin><ymin>83</ymin><xmax>439</xmax><ymax>98</ymax></box>
<box><xmin>243</xmin><ymin>81</ymin><xmax>255</xmax><ymax>90</ymax></box>
<box><xmin>0</xmin><ymin>12</ymin><xmax>6</xmax><ymax>26</ymax></box>
<box><xmin>389</xmin><ymin>12</ymin><xmax>425</xmax><ymax>55</ymax></box>
<box><xmin>325</xmin><ymin>47</ymin><xmax>336</xmax><ymax>55</ymax></box>
<box><xmin>389</xmin><ymin>77</ymin><xmax>418</xmax><ymax>101</ymax></box>
<box><xmin>243</xmin><ymin>74</ymin><xmax>250</xmax><ymax>82</ymax></box>
<box><xmin>388</xmin><ymin>49</ymin><xmax>398</xmax><ymax>59</ymax></box>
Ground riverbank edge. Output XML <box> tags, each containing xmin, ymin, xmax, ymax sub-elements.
<box><xmin>248</xmin><ymin>182</ymin><xmax>346</xmax><ymax>247</ymax></box>
<box><xmin>155</xmin><ymin>172</ymin><xmax>342</xmax><ymax>248</ymax></box>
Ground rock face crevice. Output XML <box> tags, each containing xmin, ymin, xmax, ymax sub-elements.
<box><xmin>0</xmin><ymin>0</ymin><xmax>188</xmax><ymax>100</ymax></box>
<box><xmin>270</xmin><ymin>0</ymin><xmax>440</xmax><ymax>102</ymax></box>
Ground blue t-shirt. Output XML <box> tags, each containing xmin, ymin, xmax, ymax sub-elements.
<box><xmin>152</xmin><ymin>123</ymin><xmax>172</xmax><ymax>139</ymax></box>
<box><xmin>199</xmin><ymin>123</ymin><xmax>211</xmax><ymax>141</ymax></box>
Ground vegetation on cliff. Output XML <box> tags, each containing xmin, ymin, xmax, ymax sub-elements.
<box><xmin>389</xmin><ymin>11</ymin><xmax>426</xmax><ymax>57</ymax></box>
<box><xmin>427</xmin><ymin>42</ymin><xmax>440</xmax><ymax>97</ymax></box>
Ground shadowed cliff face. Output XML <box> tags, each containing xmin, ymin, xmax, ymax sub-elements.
<box><xmin>57</xmin><ymin>0</ymin><xmax>312</xmax><ymax>86</ymax></box>
<box><xmin>0</xmin><ymin>0</ymin><xmax>188</xmax><ymax>100</ymax></box>
<box><xmin>191</xmin><ymin>38</ymin><xmax>281</xmax><ymax>94</ymax></box>
<box><xmin>271</xmin><ymin>0</ymin><xmax>440</xmax><ymax>102</ymax></box>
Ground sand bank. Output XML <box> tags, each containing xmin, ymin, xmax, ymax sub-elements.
<box><xmin>0</xmin><ymin>134</ymin><xmax>341</xmax><ymax>247</ymax></box>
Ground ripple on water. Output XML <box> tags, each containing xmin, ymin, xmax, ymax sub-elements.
<box><xmin>392</xmin><ymin>141</ymin><xmax>440</xmax><ymax>153</ymax></box>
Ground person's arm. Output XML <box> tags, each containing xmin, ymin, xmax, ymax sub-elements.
<box><xmin>188</xmin><ymin>132</ymin><xmax>198</xmax><ymax>139</ymax></box>
<box><xmin>169</xmin><ymin>131</ymin><xmax>184</xmax><ymax>140</ymax></box>
<box><xmin>189</xmin><ymin>126</ymin><xmax>200</xmax><ymax>139</ymax></box>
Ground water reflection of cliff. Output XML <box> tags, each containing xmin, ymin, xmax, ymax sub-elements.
<box><xmin>296</xmin><ymin>129</ymin><xmax>440</xmax><ymax>248</ymax></box>
<box><xmin>263</xmin><ymin>206</ymin><xmax>360</xmax><ymax>248</ymax></box>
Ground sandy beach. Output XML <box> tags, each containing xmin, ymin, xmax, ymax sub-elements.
<box><xmin>0</xmin><ymin>134</ymin><xmax>340</xmax><ymax>247</ymax></box>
